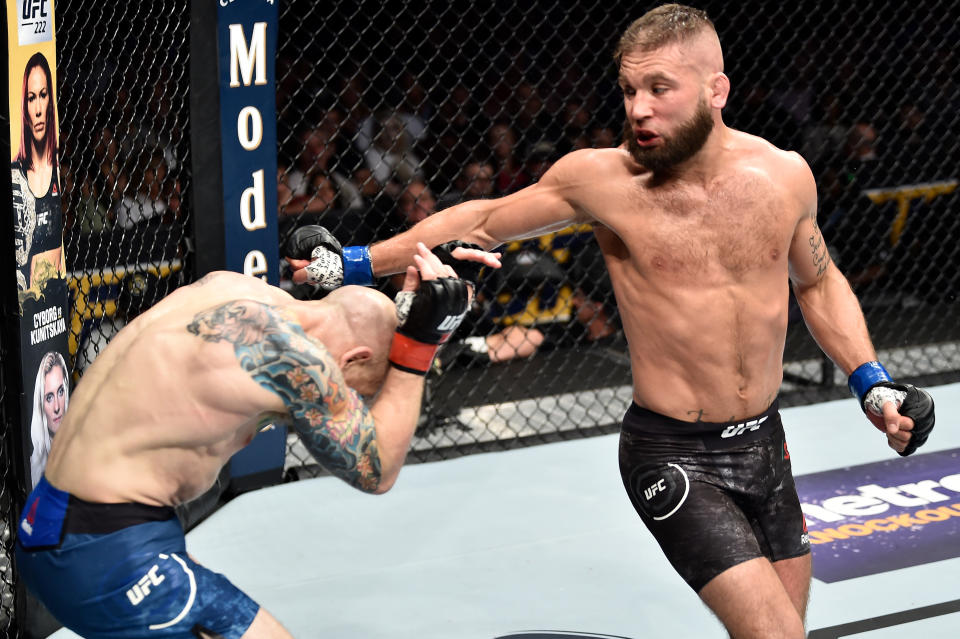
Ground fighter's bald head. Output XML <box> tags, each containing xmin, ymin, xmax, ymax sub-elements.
<box><xmin>323</xmin><ymin>285</ymin><xmax>397</xmax><ymax>353</ymax></box>
<box><xmin>614</xmin><ymin>4</ymin><xmax>723</xmax><ymax>76</ymax></box>
<box><xmin>319</xmin><ymin>285</ymin><xmax>397</xmax><ymax>396</ymax></box>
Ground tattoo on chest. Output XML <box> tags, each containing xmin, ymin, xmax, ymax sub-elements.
<box><xmin>186</xmin><ymin>301</ymin><xmax>381</xmax><ymax>491</ymax></box>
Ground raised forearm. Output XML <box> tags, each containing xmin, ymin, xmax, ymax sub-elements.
<box><xmin>793</xmin><ymin>265</ymin><xmax>877</xmax><ymax>375</ymax></box>
<box><xmin>365</xmin><ymin>369</ymin><xmax>427</xmax><ymax>491</ymax></box>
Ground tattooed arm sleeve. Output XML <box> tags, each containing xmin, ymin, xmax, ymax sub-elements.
<box><xmin>188</xmin><ymin>300</ymin><xmax>384</xmax><ymax>492</ymax></box>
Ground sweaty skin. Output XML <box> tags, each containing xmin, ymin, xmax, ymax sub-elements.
<box><xmin>44</xmin><ymin>271</ymin><xmax>413</xmax><ymax>506</ymax></box>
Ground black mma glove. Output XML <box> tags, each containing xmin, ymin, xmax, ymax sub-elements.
<box><xmin>871</xmin><ymin>383</ymin><xmax>934</xmax><ymax>457</ymax></box>
<box><xmin>284</xmin><ymin>225</ymin><xmax>373</xmax><ymax>290</ymax></box>
<box><xmin>389</xmin><ymin>278</ymin><xmax>470</xmax><ymax>375</ymax></box>
<box><xmin>431</xmin><ymin>241</ymin><xmax>489</xmax><ymax>289</ymax></box>
<box><xmin>848</xmin><ymin>361</ymin><xmax>935</xmax><ymax>457</ymax></box>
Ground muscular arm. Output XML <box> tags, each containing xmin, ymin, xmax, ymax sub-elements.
<box><xmin>787</xmin><ymin>157</ymin><xmax>877</xmax><ymax>374</ymax></box>
<box><xmin>188</xmin><ymin>301</ymin><xmax>417</xmax><ymax>493</ymax></box>
<box><xmin>369</xmin><ymin>151</ymin><xmax>593</xmax><ymax>276</ymax></box>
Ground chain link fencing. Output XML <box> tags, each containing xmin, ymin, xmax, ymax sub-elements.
<box><xmin>1</xmin><ymin>0</ymin><xmax>957</xmax><ymax>632</ymax></box>
<box><xmin>57</xmin><ymin>0</ymin><xmax>193</xmax><ymax>377</ymax></box>
<box><xmin>275</xmin><ymin>0</ymin><xmax>960</xmax><ymax>469</ymax></box>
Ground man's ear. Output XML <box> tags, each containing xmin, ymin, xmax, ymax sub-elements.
<box><xmin>709</xmin><ymin>72</ymin><xmax>730</xmax><ymax>109</ymax></box>
<box><xmin>339</xmin><ymin>346</ymin><xmax>373</xmax><ymax>372</ymax></box>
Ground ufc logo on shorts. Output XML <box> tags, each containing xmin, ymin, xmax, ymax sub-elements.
<box><xmin>643</xmin><ymin>478</ymin><xmax>667</xmax><ymax>501</ymax></box>
<box><xmin>720</xmin><ymin>416</ymin><xmax>768</xmax><ymax>438</ymax></box>
<box><xmin>126</xmin><ymin>565</ymin><xmax>166</xmax><ymax>606</ymax></box>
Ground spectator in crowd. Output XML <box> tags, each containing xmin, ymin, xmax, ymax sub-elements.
<box><xmin>818</xmin><ymin>121</ymin><xmax>898</xmax><ymax>293</ymax></box>
<box><xmin>526</xmin><ymin>141</ymin><xmax>558</xmax><ymax>183</ymax></box>
<box><xmin>113</xmin><ymin>150</ymin><xmax>171</xmax><ymax>229</ymax></box>
<box><xmin>882</xmin><ymin>103</ymin><xmax>930</xmax><ymax>182</ymax></box>
<box><xmin>590</xmin><ymin>125</ymin><xmax>618</xmax><ymax>149</ymax></box>
<box><xmin>396</xmin><ymin>179</ymin><xmax>437</xmax><ymax>227</ymax></box>
<box><xmin>355</xmin><ymin>71</ymin><xmax>431</xmax><ymax>154</ymax></box>
<box><xmin>437</xmin><ymin>160</ymin><xmax>495</xmax><ymax>210</ymax></box>
<box><xmin>800</xmin><ymin>92</ymin><xmax>849</xmax><ymax>170</ymax></box>
<box><xmin>61</xmin><ymin>162</ymin><xmax>98</xmax><ymax>234</ymax></box>
<box><xmin>279</xmin><ymin>170</ymin><xmax>343</xmax><ymax>236</ymax></box>
<box><xmin>512</xmin><ymin>82</ymin><xmax>561</xmax><ymax>154</ymax></box>
<box><xmin>284</xmin><ymin>122</ymin><xmax>365</xmax><ymax>215</ymax></box>
<box><xmin>488</xmin><ymin>121</ymin><xmax>530</xmax><ymax>195</ymax></box>
<box><xmin>558</xmin><ymin>96</ymin><xmax>596</xmax><ymax>153</ymax></box>
<box><xmin>362</xmin><ymin>110</ymin><xmax>425</xmax><ymax>195</ymax></box>
<box><xmin>427</xmin><ymin>81</ymin><xmax>489</xmax><ymax>193</ymax></box>
<box><xmin>333</xmin><ymin>64</ymin><xmax>372</xmax><ymax>141</ymax></box>
<box><xmin>838</xmin><ymin>121</ymin><xmax>888</xmax><ymax>188</ymax></box>
<box><xmin>378</xmin><ymin>180</ymin><xmax>440</xmax><ymax>284</ymax></box>
<box><xmin>725</xmin><ymin>82</ymin><xmax>800</xmax><ymax>152</ymax></box>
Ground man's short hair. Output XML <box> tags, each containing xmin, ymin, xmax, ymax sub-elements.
<box><xmin>614</xmin><ymin>4</ymin><xmax>715</xmax><ymax>65</ymax></box>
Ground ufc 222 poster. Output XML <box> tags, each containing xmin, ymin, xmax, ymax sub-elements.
<box><xmin>7</xmin><ymin>0</ymin><xmax>70</xmax><ymax>489</ymax></box>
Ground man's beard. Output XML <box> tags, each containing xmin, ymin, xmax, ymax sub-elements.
<box><xmin>624</xmin><ymin>98</ymin><xmax>714</xmax><ymax>174</ymax></box>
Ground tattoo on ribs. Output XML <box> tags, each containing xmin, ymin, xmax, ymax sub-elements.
<box><xmin>808</xmin><ymin>216</ymin><xmax>830</xmax><ymax>277</ymax></box>
<box><xmin>187</xmin><ymin>300</ymin><xmax>381</xmax><ymax>491</ymax></box>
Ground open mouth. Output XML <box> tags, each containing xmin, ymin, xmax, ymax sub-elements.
<box><xmin>635</xmin><ymin>130</ymin><xmax>660</xmax><ymax>146</ymax></box>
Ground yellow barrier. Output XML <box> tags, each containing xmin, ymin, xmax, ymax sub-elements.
<box><xmin>863</xmin><ymin>179</ymin><xmax>958</xmax><ymax>246</ymax></box>
<box><xmin>67</xmin><ymin>259</ymin><xmax>184</xmax><ymax>360</ymax></box>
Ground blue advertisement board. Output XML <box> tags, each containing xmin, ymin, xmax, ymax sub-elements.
<box><xmin>217</xmin><ymin>0</ymin><xmax>279</xmax><ymax>284</ymax></box>
<box><xmin>796</xmin><ymin>447</ymin><xmax>960</xmax><ymax>583</ymax></box>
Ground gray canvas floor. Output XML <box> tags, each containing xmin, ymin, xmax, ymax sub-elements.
<box><xmin>50</xmin><ymin>384</ymin><xmax>960</xmax><ymax>638</ymax></box>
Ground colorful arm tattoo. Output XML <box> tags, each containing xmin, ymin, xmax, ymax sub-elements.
<box><xmin>187</xmin><ymin>300</ymin><xmax>382</xmax><ymax>492</ymax></box>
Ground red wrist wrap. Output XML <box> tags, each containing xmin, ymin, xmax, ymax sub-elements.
<box><xmin>389</xmin><ymin>332</ymin><xmax>439</xmax><ymax>375</ymax></box>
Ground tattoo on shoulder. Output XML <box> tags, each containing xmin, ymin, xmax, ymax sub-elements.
<box><xmin>807</xmin><ymin>213</ymin><xmax>830</xmax><ymax>277</ymax></box>
<box><xmin>186</xmin><ymin>300</ymin><xmax>381</xmax><ymax>491</ymax></box>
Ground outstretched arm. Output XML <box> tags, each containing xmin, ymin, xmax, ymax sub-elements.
<box><xmin>369</xmin><ymin>155</ymin><xmax>590</xmax><ymax>276</ymax></box>
<box><xmin>286</xmin><ymin>151</ymin><xmax>596</xmax><ymax>285</ymax></box>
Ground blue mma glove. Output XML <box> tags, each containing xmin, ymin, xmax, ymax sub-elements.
<box><xmin>285</xmin><ymin>225</ymin><xmax>373</xmax><ymax>290</ymax></box>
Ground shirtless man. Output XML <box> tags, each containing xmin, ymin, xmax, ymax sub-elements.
<box><xmin>287</xmin><ymin>5</ymin><xmax>935</xmax><ymax>637</ymax></box>
<box><xmin>16</xmin><ymin>243</ymin><xmax>470</xmax><ymax>639</ymax></box>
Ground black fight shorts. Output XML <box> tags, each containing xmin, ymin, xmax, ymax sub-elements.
<box><xmin>618</xmin><ymin>400</ymin><xmax>810</xmax><ymax>593</ymax></box>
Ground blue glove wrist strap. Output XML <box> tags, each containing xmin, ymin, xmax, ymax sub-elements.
<box><xmin>848</xmin><ymin>361</ymin><xmax>892</xmax><ymax>401</ymax></box>
<box><xmin>342</xmin><ymin>246</ymin><xmax>374</xmax><ymax>286</ymax></box>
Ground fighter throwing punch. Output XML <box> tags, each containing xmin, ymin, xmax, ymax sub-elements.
<box><xmin>17</xmin><ymin>243</ymin><xmax>470</xmax><ymax>638</ymax></box>
<box><xmin>287</xmin><ymin>5</ymin><xmax>935</xmax><ymax>638</ymax></box>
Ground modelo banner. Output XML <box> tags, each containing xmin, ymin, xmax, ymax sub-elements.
<box><xmin>6</xmin><ymin>0</ymin><xmax>70</xmax><ymax>490</ymax></box>
<box><xmin>218</xmin><ymin>0</ymin><xmax>279</xmax><ymax>283</ymax></box>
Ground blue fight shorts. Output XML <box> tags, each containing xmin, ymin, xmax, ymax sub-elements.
<box><xmin>16</xmin><ymin>476</ymin><xmax>260</xmax><ymax>639</ymax></box>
